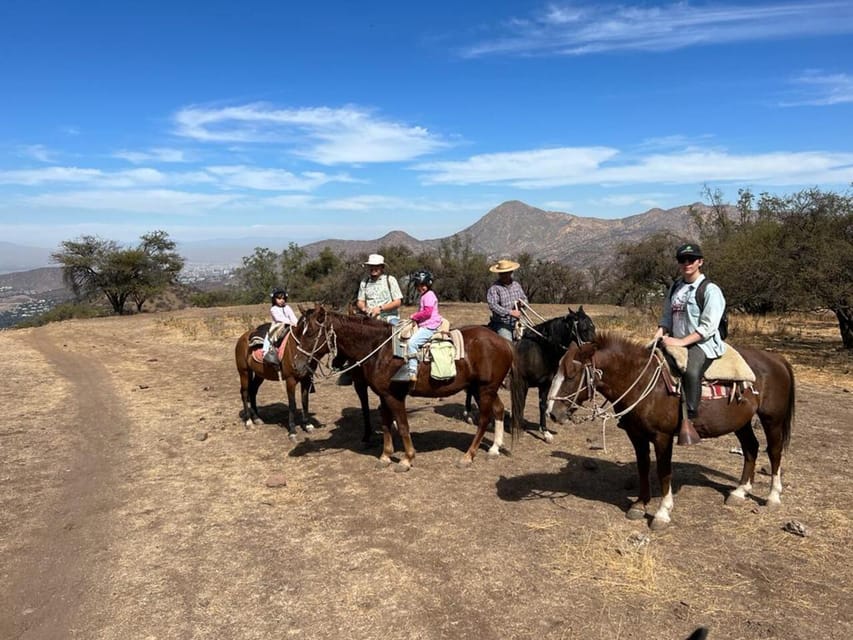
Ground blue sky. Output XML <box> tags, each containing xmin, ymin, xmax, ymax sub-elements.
<box><xmin>1</xmin><ymin>0</ymin><xmax>852</xmax><ymax>250</ymax></box>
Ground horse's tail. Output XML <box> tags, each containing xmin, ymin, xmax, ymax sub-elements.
<box><xmin>509</xmin><ymin>353</ymin><xmax>525</xmax><ymax>447</ymax></box>
<box><xmin>782</xmin><ymin>357</ymin><xmax>795</xmax><ymax>450</ymax></box>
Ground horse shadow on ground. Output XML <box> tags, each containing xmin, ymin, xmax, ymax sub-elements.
<box><xmin>496</xmin><ymin>450</ymin><xmax>740</xmax><ymax>513</ymax></box>
<box><xmin>288</xmin><ymin>402</ymin><xmax>505</xmax><ymax>459</ymax></box>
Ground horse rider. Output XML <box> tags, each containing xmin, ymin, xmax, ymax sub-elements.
<box><xmin>487</xmin><ymin>259</ymin><xmax>528</xmax><ymax>341</ymax></box>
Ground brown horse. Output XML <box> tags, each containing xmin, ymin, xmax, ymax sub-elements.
<box><xmin>234</xmin><ymin>319</ymin><xmax>319</xmax><ymax>439</ymax></box>
<box><xmin>543</xmin><ymin>332</ymin><xmax>795</xmax><ymax>529</ymax></box>
<box><xmin>293</xmin><ymin>305</ymin><xmax>514</xmax><ymax>470</ymax></box>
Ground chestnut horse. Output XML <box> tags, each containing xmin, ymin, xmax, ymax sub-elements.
<box><xmin>544</xmin><ymin>332</ymin><xmax>795</xmax><ymax>529</ymax></box>
<box><xmin>293</xmin><ymin>306</ymin><xmax>514</xmax><ymax>470</ymax></box>
<box><xmin>234</xmin><ymin>319</ymin><xmax>319</xmax><ymax>439</ymax></box>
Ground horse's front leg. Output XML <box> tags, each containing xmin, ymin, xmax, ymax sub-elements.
<box><xmin>626</xmin><ymin>430</ymin><xmax>652</xmax><ymax>521</ymax></box>
<box><xmin>285</xmin><ymin>377</ymin><xmax>300</xmax><ymax>440</ymax></box>
<box><xmin>353</xmin><ymin>373</ymin><xmax>373</xmax><ymax>445</ymax></box>
<box><xmin>727</xmin><ymin>421</ymin><xmax>759</xmax><ymax>505</ymax></box>
<box><xmin>537</xmin><ymin>385</ymin><xmax>554</xmax><ymax>443</ymax></box>
<box><xmin>376</xmin><ymin>398</ymin><xmax>395</xmax><ymax>469</ymax></box>
<box><xmin>650</xmin><ymin>434</ymin><xmax>675</xmax><ymax>530</ymax></box>
<box><xmin>247</xmin><ymin>375</ymin><xmax>264</xmax><ymax>426</ymax></box>
<box><xmin>299</xmin><ymin>377</ymin><xmax>319</xmax><ymax>432</ymax></box>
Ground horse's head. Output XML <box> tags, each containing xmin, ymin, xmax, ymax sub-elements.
<box><xmin>567</xmin><ymin>305</ymin><xmax>596</xmax><ymax>345</ymax></box>
<box><xmin>293</xmin><ymin>304</ymin><xmax>332</xmax><ymax>376</ymax></box>
<box><xmin>546</xmin><ymin>339</ymin><xmax>598</xmax><ymax>424</ymax></box>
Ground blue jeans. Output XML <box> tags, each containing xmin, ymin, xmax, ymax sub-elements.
<box><xmin>407</xmin><ymin>327</ymin><xmax>435</xmax><ymax>376</ymax></box>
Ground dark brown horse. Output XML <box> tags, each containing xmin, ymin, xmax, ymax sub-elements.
<box><xmin>293</xmin><ymin>305</ymin><xmax>514</xmax><ymax>469</ymax></box>
<box><xmin>543</xmin><ymin>332</ymin><xmax>795</xmax><ymax>529</ymax></box>
<box><xmin>234</xmin><ymin>319</ymin><xmax>319</xmax><ymax>439</ymax></box>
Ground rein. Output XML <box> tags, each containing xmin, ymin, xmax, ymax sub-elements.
<box><xmin>549</xmin><ymin>338</ymin><xmax>666</xmax><ymax>451</ymax></box>
<box><xmin>517</xmin><ymin>300</ymin><xmax>587</xmax><ymax>348</ymax></box>
<box><xmin>297</xmin><ymin>314</ymin><xmax>407</xmax><ymax>384</ymax></box>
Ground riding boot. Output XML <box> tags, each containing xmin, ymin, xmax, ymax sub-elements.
<box><xmin>677</xmin><ymin>417</ymin><xmax>701</xmax><ymax>445</ymax></box>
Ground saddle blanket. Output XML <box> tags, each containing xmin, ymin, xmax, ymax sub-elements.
<box><xmin>658</xmin><ymin>342</ymin><xmax>756</xmax><ymax>383</ymax></box>
<box><xmin>251</xmin><ymin>331</ymin><xmax>290</xmax><ymax>365</ymax></box>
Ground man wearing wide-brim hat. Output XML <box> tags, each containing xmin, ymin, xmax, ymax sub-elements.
<box><xmin>357</xmin><ymin>253</ymin><xmax>403</xmax><ymax>325</ymax></box>
<box><xmin>487</xmin><ymin>259</ymin><xmax>528</xmax><ymax>340</ymax></box>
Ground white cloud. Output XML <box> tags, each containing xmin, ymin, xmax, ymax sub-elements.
<box><xmin>23</xmin><ymin>189</ymin><xmax>241</xmax><ymax>214</ymax></box>
<box><xmin>462</xmin><ymin>1</ymin><xmax>853</xmax><ymax>57</ymax></box>
<box><xmin>18</xmin><ymin>144</ymin><xmax>60</xmax><ymax>163</ymax></box>
<box><xmin>783</xmin><ymin>71</ymin><xmax>853</xmax><ymax>106</ymax></box>
<box><xmin>114</xmin><ymin>147</ymin><xmax>191</xmax><ymax>164</ymax></box>
<box><xmin>205</xmin><ymin>165</ymin><xmax>358</xmax><ymax>191</ymax></box>
<box><xmin>415</xmin><ymin>146</ymin><xmax>853</xmax><ymax>187</ymax></box>
<box><xmin>415</xmin><ymin>147</ymin><xmax>619</xmax><ymax>187</ymax></box>
<box><xmin>173</xmin><ymin>103</ymin><xmax>450</xmax><ymax>164</ymax></box>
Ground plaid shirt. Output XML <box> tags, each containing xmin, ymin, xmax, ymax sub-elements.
<box><xmin>487</xmin><ymin>280</ymin><xmax>527</xmax><ymax>326</ymax></box>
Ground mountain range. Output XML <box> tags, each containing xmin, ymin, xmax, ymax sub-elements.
<box><xmin>0</xmin><ymin>200</ymin><xmax>714</xmax><ymax>278</ymax></box>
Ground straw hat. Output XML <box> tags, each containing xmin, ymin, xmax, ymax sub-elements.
<box><xmin>363</xmin><ymin>253</ymin><xmax>385</xmax><ymax>266</ymax></box>
<box><xmin>489</xmin><ymin>259</ymin><xmax>520</xmax><ymax>273</ymax></box>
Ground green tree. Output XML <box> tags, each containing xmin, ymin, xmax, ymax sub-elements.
<box><xmin>52</xmin><ymin>232</ymin><xmax>184</xmax><ymax>315</ymax></box>
<box><xmin>235</xmin><ymin>247</ymin><xmax>281</xmax><ymax>303</ymax></box>
<box><xmin>130</xmin><ymin>231</ymin><xmax>185</xmax><ymax>312</ymax></box>
<box><xmin>610</xmin><ymin>232</ymin><xmax>683</xmax><ymax>306</ymax></box>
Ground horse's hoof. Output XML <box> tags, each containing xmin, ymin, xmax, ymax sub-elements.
<box><xmin>288</xmin><ymin>433</ymin><xmax>298</xmax><ymax>441</ymax></box>
<box><xmin>766</xmin><ymin>499</ymin><xmax>782</xmax><ymax>511</ymax></box>
<box><xmin>649</xmin><ymin>517</ymin><xmax>670</xmax><ymax>531</ymax></box>
<box><xmin>244</xmin><ymin>420</ymin><xmax>253</xmax><ymax>429</ymax></box>
<box><xmin>303</xmin><ymin>424</ymin><xmax>315</xmax><ymax>433</ymax></box>
<box><xmin>455</xmin><ymin>457</ymin><xmax>474</xmax><ymax>469</ymax></box>
<box><xmin>626</xmin><ymin>506</ymin><xmax>646</xmax><ymax>521</ymax></box>
<box><xmin>375</xmin><ymin>459</ymin><xmax>392</xmax><ymax>469</ymax></box>
<box><xmin>725</xmin><ymin>493</ymin><xmax>746</xmax><ymax>506</ymax></box>
<box><xmin>543</xmin><ymin>431</ymin><xmax>554</xmax><ymax>444</ymax></box>
<box><xmin>463</xmin><ymin>414</ymin><xmax>474</xmax><ymax>425</ymax></box>
<box><xmin>252</xmin><ymin>418</ymin><xmax>263</xmax><ymax>426</ymax></box>
<box><xmin>393</xmin><ymin>462</ymin><xmax>411</xmax><ymax>473</ymax></box>
<box><xmin>487</xmin><ymin>446</ymin><xmax>500</xmax><ymax>458</ymax></box>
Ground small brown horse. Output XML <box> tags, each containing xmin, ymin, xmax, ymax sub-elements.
<box><xmin>234</xmin><ymin>319</ymin><xmax>319</xmax><ymax>439</ymax></box>
<box><xmin>544</xmin><ymin>332</ymin><xmax>795</xmax><ymax>529</ymax></box>
<box><xmin>293</xmin><ymin>305</ymin><xmax>514</xmax><ymax>470</ymax></box>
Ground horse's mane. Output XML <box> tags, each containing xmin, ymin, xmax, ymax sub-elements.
<box><xmin>328</xmin><ymin>309</ymin><xmax>393</xmax><ymax>339</ymax></box>
<box><xmin>595</xmin><ymin>330</ymin><xmax>648</xmax><ymax>354</ymax></box>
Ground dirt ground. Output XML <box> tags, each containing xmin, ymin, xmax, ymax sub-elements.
<box><xmin>1</xmin><ymin>303</ymin><xmax>851</xmax><ymax>640</ymax></box>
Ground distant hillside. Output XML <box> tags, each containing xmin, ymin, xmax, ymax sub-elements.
<box><xmin>304</xmin><ymin>200</ymin><xmax>723</xmax><ymax>268</ymax></box>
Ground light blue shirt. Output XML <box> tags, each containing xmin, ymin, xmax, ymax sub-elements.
<box><xmin>659</xmin><ymin>274</ymin><xmax>727</xmax><ymax>359</ymax></box>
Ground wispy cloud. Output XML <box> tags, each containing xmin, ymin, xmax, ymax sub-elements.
<box><xmin>114</xmin><ymin>147</ymin><xmax>192</xmax><ymax>164</ymax></box>
<box><xmin>173</xmin><ymin>103</ymin><xmax>451</xmax><ymax>164</ymax></box>
<box><xmin>462</xmin><ymin>1</ymin><xmax>853</xmax><ymax>57</ymax></box>
<box><xmin>415</xmin><ymin>147</ymin><xmax>619</xmax><ymax>187</ymax></box>
<box><xmin>23</xmin><ymin>189</ymin><xmax>242</xmax><ymax>214</ymax></box>
<box><xmin>0</xmin><ymin>164</ymin><xmax>354</xmax><ymax>192</ymax></box>
<box><xmin>206</xmin><ymin>165</ymin><xmax>358</xmax><ymax>191</ymax></box>
<box><xmin>415</xmin><ymin>146</ymin><xmax>853</xmax><ymax>187</ymax></box>
<box><xmin>782</xmin><ymin>70</ymin><xmax>853</xmax><ymax>105</ymax></box>
<box><xmin>18</xmin><ymin>144</ymin><xmax>60</xmax><ymax>163</ymax></box>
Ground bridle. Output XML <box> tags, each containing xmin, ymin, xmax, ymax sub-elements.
<box><xmin>548</xmin><ymin>341</ymin><xmax>667</xmax><ymax>451</ymax></box>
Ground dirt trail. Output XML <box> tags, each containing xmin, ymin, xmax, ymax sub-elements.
<box><xmin>2</xmin><ymin>327</ymin><xmax>128</xmax><ymax>640</ymax></box>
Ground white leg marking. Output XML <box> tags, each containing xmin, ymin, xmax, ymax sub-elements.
<box><xmin>767</xmin><ymin>471</ymin><xmax>783</xmax><ymax>506</ymax></box>
<box><xmin>545</xmin><ymin>372</ymin><xmax>565</xmax><ymax>416</ymax></box>
<box><xmin>489</xmin><ymin>418</ymin><xmax>504</xmax><ymax>456</ymax></box>
<box><xmin>730</xmin><ymin>480</ymin><xmax>753</xmax><ymax>501</ymax></box>
<box><xmin>653</xmin><ymin>487</ymin><xmax>674</xmax><ymax>524</ymax></box>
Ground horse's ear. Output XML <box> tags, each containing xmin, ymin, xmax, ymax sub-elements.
<box><xmin>578</xmin><ymin>305</ymin><xmax>585</xmax><ymax>313</ymax></box>
<box><xmin>297</xmin><ymin>303</ymin><xmax>305</xmax><ymax>313</ymax></box>
<box><xmin>567</xmin><ymin>306</ymin><xmax>574</xmax><ymax>314</ymax></box>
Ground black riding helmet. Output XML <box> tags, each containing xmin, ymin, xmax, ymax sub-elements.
<box><xmin>270</xmin><ymin>287</ymin><xmax>288</xmax><ymax>301</ymax></box>
<box><xmin>411</xmin><ymin>270</ymin><xmax>433</xmax><ymax>287</ymax></box>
